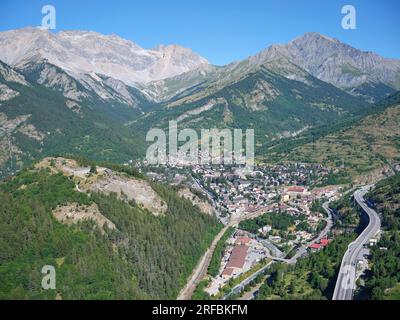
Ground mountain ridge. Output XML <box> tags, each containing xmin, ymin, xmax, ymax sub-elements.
<box><xmin>139</xmin><ymin>32</ymin><xmax>399</xmax><ymax>104</ymax></box>
<box><xmin>0</xmin><ymin>27</ymin><xmax>209</xmax><ymax>86</ymax></box>
<box><xmin>1</xmin><ymin>28</ymin><xmax>400</xmax><ymax>176</ymax></box>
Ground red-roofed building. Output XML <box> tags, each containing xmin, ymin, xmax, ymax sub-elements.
<box><xmin>225</xmin><ymin>245</ymin><xmax>248</xmax><ymax>269</ymax></box>
<box><xmin>287</xmin><ymin>186</ymin><xmax>306</xmax><ymax>193</ymax></box>
<box><xmin>235</xmin><ymin>237</ymin><xmax>252</xmax><ymax>245</ymax></box>
<box><xmin>309</xmin><ymin>238</ymin><xmax>330</xmax><ymax>251</ymax></box>
<box><xmin>320</xmin><ymin>238</ymin><xmax>330</xmax><ymax>246</ymax></box>
<box><xmin>221</xmin><ymin>267</ymin><xmax>234</xmax><ymax>278</ymax></box>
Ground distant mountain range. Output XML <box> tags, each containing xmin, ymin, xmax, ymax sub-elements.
<box><xmin>0</xmin><ymin>28</ymin><xmax>208</xmax><ymax>85</ymax></box>
<box><xmin>142</xmin><ymin>32</ymin><xmax>400</xmax><ymax>102</ymax></box>
<box><xmin>1</xmin><ymin>28</ymin><xmax>400</xmax><ymax>175</ymax></box>
<box><xmin>252</xmin><ymin>32</ymin><xmax>400</xmax><ymax>94</ymax></box>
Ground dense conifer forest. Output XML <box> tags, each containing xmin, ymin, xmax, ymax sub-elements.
<box><xmin>0</xmin><ymin>165</ymin><xmax>221</xmax><ymax>299</ymax></box>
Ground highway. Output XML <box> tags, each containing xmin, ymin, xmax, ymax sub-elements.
<box><xmin>332</xmin><ymin>186</ymin><xmax>381</xmax><ymax>300</ymax></box>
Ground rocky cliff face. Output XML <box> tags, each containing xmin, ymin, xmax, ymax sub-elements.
<box><xmin>1</xmin><ymin>29</ymin><xmax>398</xmax><ymax>103</ymax></box>
<box><xmin>1</xmin><ymin>29</ymin><xmax>399</xmax><ymax>176</ymax></box>
<box><xmin>0</xmin><ymin>28</ymin><xmax>209</xmax><ymax>85</ymax></box>
<box><xmin>251</xmin><ymin>32</ymin><xmax>400</xmax><ymax>90</ymax></box>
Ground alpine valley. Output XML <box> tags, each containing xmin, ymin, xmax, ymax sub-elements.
<box><xmin>1</xmin><ymin>28</ymin><xmax>400</xmax><ymax>178</ymax></box>
<box><xmin>1</xmin><ymin>26</ymin><xmax>400</xmax><ymax>302</ymax></box>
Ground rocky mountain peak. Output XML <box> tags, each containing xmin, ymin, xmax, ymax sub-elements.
<box><xmin>291</xmin><ymin>32</ymin><xmax>340</xmax><ymax>44</ymax></box>
<box><xmin>250</xmin><ymin>32</ymin><xmax>400</xmax><ymax>90</ymax></box>
<box><xmin>0</xmin><ymin>28</ymin><xmax>209</xmax><ymax>85</ymax></box>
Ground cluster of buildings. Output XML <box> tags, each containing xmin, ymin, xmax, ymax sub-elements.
<box><xmin>206</xmin><ymin>230</ymin><xmax>268</xmax><ymax>296</ymax></box>
<box><xmin>138</xmin><ymin>161</ymin><xmax>343</xmax><ymax>296</ymax></box>
<box><xmin>191</xmin><ymin>163</ymin><xmax>330</xmax><ymax>219</ymax></box>
<box><xmin>308</xmin><ymin>238</ymin><xmax>330</xmax><ymax>251</ymax></box>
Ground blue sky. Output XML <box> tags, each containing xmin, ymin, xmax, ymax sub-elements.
<box><xmin>0</xmin><ymin>0</ymin><xmax>399</xmax><ymax>65</ymax></box>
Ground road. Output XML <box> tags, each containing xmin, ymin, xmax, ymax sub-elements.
<box><xmin>332</xmin><ymin>186</ymin><xmax>381</xmax><ymax>300</ymax></box>
<box><xmin>191</xmin><ymin>176</ymin><xmax>228</xmax><ymax>225</ymax></box>
<box><xmin>178</xmin><ymin>198</ymin><xmax>335</xmax><ymax>300</ymax></box>
<box><xmin>222</xmin><ymin>201</ymin><xmax>335</xmax><ymax>299</ymax></box>
<box><xmin>239</xmin><ymin>275</ymin><xmax>269</xmax><ymax>300</ymax></box>
<box><xmin>276</xmin><ymin>201</ymin><xmax>334</xmax><ymax>265</ymax></box>
<box><xmin>177</xmin><ymin>206</ymin><xmax>272</xmax><ymax>300</ymax></box>
<box><xmin>223</xmin><ymin>261</ymin><xmax>273</xmax><ymax>299</ymax></box>
<box><xmin>177</xmin><ymin>224</ymin><xmax>229</xmax><ymax>300</ymax></box>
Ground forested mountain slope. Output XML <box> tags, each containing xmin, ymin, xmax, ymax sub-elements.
<box><xmin>362</xmin><ymin>174</ymin><xmax>400</xmax><ymax>299</ymax></box>
<box><xmin>2</xmin><ymin>30</ymin><xmax>400</xmax><ymax>182</ymax></box>
<box><xmin>262</xmin><ymin>91</ymin><xmax>400</xmax><ymax>185</ymax></box>
<box><xmin>0</xmin><ymin>60</ymin><xmax>150</xmax><ymax>178</ymax></box>
<box><xmin>131</xmin><ymin>65</ymin><xmax>368</xmax><ymax>145</ymax></box>
<box><xmin>0</xmin><ymin>157</ymin><xmax>221</xmax><ymax>299</ymax></box>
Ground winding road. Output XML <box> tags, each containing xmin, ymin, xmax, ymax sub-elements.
<box><xmin>332</xmin><ymin>185</ymin><xmax>381</xmax><ymax>300</ymax></box>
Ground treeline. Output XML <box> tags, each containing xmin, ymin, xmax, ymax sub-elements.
<box><xmin>238</xmin><ymin>212</ymin><xmax>300</xmax><ymax>234</ymax></box>
<box><xmin>0</xmin><ymin>169</ymin><xmax>142</xmax><ymax>299</ymax></box>
<box><xmin>0</xmin><ymin>166</ymin><xmax>221</xmax><ymax>299</ymax></box>
<box><xmin>330</xmin><ymin>193</ymin><xmax>361</xmax><ymax>227</ymax></box>
<box><xmin>256</xmin><ymin>234</ymin><xmax>355</xmax><ymax>300</ymax></box>
<box><xmin>316</xmin><ymin>171</ymin><xmax>352</xmax><ymax>187</ymax></box>
<box><xmin>93</xmin><ymin>182</ymin><xmax>221</xmax><ymax>299</ymax></box>
<box><xmin>208</xmin><ymin>227</ymin><xmax>235</xmax><ymax>277</ymax></box>
<box><xmin>0</xmin><ymin>76</ymin><xmax>147</xmax><ymax>178</ymax></box>
<box><xmin>364</xmin><ymin>174</ymin><xmax>400</xmax><ymax>299</ymax></box>
<box><xmin>259</xmin><ymin>90</ymin><xmax>400</xmax><ymax>161</ymax></box>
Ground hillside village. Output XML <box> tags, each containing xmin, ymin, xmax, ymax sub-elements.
<box><xmin>139</xmin><ymin>161</ymin><xmax>342</xmax><ymax>297</ymax></box>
